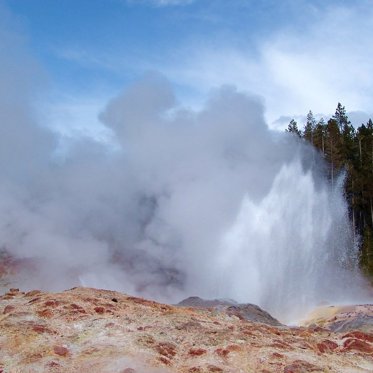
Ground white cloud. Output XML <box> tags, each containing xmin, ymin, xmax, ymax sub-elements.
<box><xmin>50</xmin><ymin>2</ymin><xmax>373</xmax><ymax>130</ymax></box>
<box><xmin>155</xmin><ymin>3</ymin><xmax>373</xmax><ymax>128</ymax></box>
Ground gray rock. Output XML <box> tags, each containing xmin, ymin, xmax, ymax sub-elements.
<box><xmin>327</xmin><ymin>315</ymin><xmax>373</xmax><ymax>333</ymax></box>
<box><xmin>176</xmin><ymin>296</ymin><xmax>282</xmax><ymax>326</ymax></box>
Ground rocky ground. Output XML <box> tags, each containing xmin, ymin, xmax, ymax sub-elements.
<box><xmin>0</xmin><ymin>287</ymin><xmax>372</xmax><ymax>373</ymax></box>
<box><xmin>301</xmin><ymin>304</ymin><xmax>373</xmax><ymax>333</ymax></box>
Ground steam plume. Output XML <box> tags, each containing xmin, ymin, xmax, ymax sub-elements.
<box><xmin>0</xmin><ymin>13</ymin><xmax>370</xmax><ymax>321</ymax></box>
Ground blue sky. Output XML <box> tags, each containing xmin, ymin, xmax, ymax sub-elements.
<box><xmin>3</xmin><ymin>0</ymin><xmax>373</xmax><ymax>134</ymax></box>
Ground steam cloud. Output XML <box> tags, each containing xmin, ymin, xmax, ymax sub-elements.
<box><xmin>0</xmin><ymin>10</ymin><xmax>370</xmax><ymax>321</ymax></box>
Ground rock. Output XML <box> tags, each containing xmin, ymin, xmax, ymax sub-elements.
<box><xmin>330</xmin><ymin>315</ymin><xmax>373</xmax><ymax>333</ymax></box>
<box><xmin>37</xmin><ymin>308</ymin><xmax>53</xmax><ymax>318</ymax></box>
<box><xmin>0</xmin><ymin>287</ymin><xmax>371</xmax><ymax>372</ymax></box>
<box><xmin>25</xmin><ymin>290</ymin><xmax>42</xmax><ymax>297</ymax></box>
<box><xmin>32</xmin><ymin>324</ymin><xmax>49</xmax><ymax>334</ymax></box>
<box><xmin>155</xmin><ymin>341</ymin><xmax>177</xmax><ymax>359</ymax></box>
<box><xmin>283</xmin><ymin>360</ymin><xmax>321</xmax><ymax>372</ymax></box>
<box><xmin>316</xmin><ymin>339</ymin><xmax>338</xmax><ymax>353</ymax></box>
<box><xmin>53</xmin><ymin>345</ymin><xmax>69</xmax><ymax>357</ymax></box>
<box><xmin>342</xmin><ymin>338</ymin><xmax>373</xmax><ymax>353</ymax></box>
<box><xmin>3</xmin><ymin>305</ymin><xmax>15</xmax><ymax>314</ymax></box>
<box><xmin>301</xmin><ymin>304</ymin><xmax>373</xmax><ymax>333</ymax></box>
<box><xmin>188</xmin><ymin>348</ymin><xmax>207</xmax><ymax>356</ymax></box>
<box><xmin>177</xmin><ymin>296</ymin><xmax>282</xmax><ymax>326</ymax></box>
<box><xmin>342</xmin><ymin>331</ymin><xmax>373</xmax><ymax>343</ymax></box>
<box><xmin>177</xmin><ymin>296</ymin><xmax>234</xmax><ymax>308</ymax></box>
<box><xmin>206</xmin><ymin>365</ymin><xmax>223</xmax><ymax>372</ymax></box>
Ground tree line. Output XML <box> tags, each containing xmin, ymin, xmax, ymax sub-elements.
<box><xmin>286</xmin><ymin>103</ymin><xmax>373</xmax><ymax>278</ymax></box>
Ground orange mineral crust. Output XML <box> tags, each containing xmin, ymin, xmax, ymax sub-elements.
<box><xmin>0</xmin><ymin>287</ymin><xmax>372</xmax><ymax>372</ymax></box>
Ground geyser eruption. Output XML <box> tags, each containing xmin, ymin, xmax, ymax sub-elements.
<box><xmin>0</xmin><ymin>14</ymin><xmax>370</xmax><ymax>321</ymax></box>
<box><xmin>214</xmin><ymin>161</ymin><xmax>363</xmax><ymax>321</ymax></box>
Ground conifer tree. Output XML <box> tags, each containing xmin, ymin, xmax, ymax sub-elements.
<box><xmin>325</xmin><ymin>118</ymin><xmax>341</xmax><ymax>186</ymax></box>
<box><xmin>333</xmin><ymin>102</ymin><xmax>350</xmax><ymax>132</ymax></box>
<box><xmin>313</xmin><ymin>118</ymin><xmax>326</xmax><ymax>155</ymax></box>
<box><xmin>285</xmin><ymin>106</ymin><xmax>373</xmax><ymax>278</ymax></box>
<box><xmin>286</xmin><ymin>119</ymin><xmax>301</xmax><ymax>137</ymax></box>
<box><xmin>303</xmin><ymin>111</ymin><xmax>316</xmax><ymax>145</ymax></box>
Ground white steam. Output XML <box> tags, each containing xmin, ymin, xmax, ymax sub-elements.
<box><xmin>0</xmin><ymin>11</ymin><xmax>370</xmax><ymax>322</ymax></box>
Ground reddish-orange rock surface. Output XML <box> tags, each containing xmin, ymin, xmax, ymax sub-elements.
<box><xmin>0</xmin><ymin>287</ymin><xmax>372</xmax><ymax>372</ymax></box>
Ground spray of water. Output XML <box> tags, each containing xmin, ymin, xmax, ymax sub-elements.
<box><xmin>0</xmin><ymin>10</ymin><xmax>370</xmax><ymax>322</ymax></box>
<box><xmin>213</xmin><ymin>162</ymin><xmax>366</xmax><ymax>321</ymax></box>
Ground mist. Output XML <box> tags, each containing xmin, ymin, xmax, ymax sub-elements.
<box><xmin>0</xmin><ymin>12</ymin><xmax>370</xmax><ymax>322</ymax></box>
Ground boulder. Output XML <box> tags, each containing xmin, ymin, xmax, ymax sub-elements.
<box><xmin>177</xmin><ymin>296</ymin><xmax>282</xmax><ymax>326</ymax></box>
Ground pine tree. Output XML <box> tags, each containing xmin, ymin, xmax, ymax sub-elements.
<box><xmin>303</xmin><ymin>110</ymin><xmax>316</xmax><ymax>144</ymax></box>
<box><xmin>357</xmin><ymin>121</ymin><xmax>373</xmax><ymax>230</ymax></box>
<box><xmin>325</xmin><ymin>118</ymin><xmax>342</xmax><ymax>186</ymax></box>
<box><xmin>286</xmin><ymin>119</ymin><xmax>301</xmax><ymax>137</ymax></box>
<box><xmin>313</xmin><ymin>118</ymin><xmax>327</xmax><ymax>155</ymax></box>
<box><xmin>298</xmin><ymin>105</ymin><xmax>373</xmax><ymax>278</ymax></box>
<box><xmin>333</xmin><ymin>102</ymin><xmax>350</xmax><ymax>132</ymax></box>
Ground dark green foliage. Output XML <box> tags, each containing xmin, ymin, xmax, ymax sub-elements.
<box><xmin>313</xmin><ymin>118</ymin><xmax>327</xmax><ymax>155</ymax></box>
<box><xmin>361</xmin><ymin>227</ymin><xmax>373</xmax><ymax>281</ymax></box>
<box><xmin>286</xmin><ymin>119</ymin><xmax>302</xmax><ymax>137</ymax></box>
<box><xmin>325</xmin><ymin>118</ymin><xmax>342</xmax><ymax>185</ymax></box>
<box><xmin>333</xmin><ymin>102</ymin><xmax>350</xmax><ymax>132</ymax></box>
<box><xmin>287</xmin><ymin>104</ymin><xmax>373</xmax><ymax>277</ymax></box>
<box><xmin>303</xmin><ymin>111</ymin><xmax>316</xmax><ymax>144</ymax></box>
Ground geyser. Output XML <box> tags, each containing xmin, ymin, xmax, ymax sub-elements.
<box><xmin>214</xmin><ymin>161</ymin><xmax>365</xmax><ymax>321</ymax></box>
<box><xmin>0</xmin><ymin>34</ymin><xmax>369</xmax><ymax>322</ymax></box>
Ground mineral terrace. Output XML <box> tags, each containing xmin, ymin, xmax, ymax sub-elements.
<box><xmin>0</xmin><ymin>287</ymin><xmax>372</xmax><ymax>372</ymax></box>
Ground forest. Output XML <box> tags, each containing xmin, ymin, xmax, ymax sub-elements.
<box><xmin>286</xmin><ymin>104</ymin><xmax>373</xmax><ymax>279</ymax></box>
